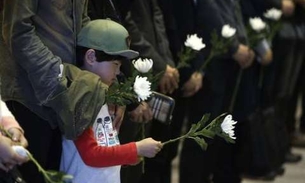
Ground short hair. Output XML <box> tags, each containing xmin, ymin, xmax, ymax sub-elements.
<box><xmin>76</xmin><ymin>46</ymin><xmax>127</xmax><ymax>67</ymax></box>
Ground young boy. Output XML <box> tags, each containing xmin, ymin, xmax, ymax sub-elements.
<box><xmin>60</xmin><ymin>19</ymin><xmax>163</xmax><ymax>183</ymax></box>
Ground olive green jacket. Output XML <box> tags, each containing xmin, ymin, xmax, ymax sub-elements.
<box><xmin>0</xmin><ymin>0</ymin><xmax>108</xmax><ymax>139</ymax></box>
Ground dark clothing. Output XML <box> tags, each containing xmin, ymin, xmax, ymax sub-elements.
<box><xmin>88</xmin><ymin>0</ymin><xmax>121</xmax><ymax>23</ymax></box>
<box><xmin>123</xmin><ymin>0</ymin><xmax>175</xmax><ymax>74</ymax></box>
<box><xmin>1</xmin><ymin>0</ymin><xmax>90</xmax><ymax>129</ymax></box>
<box><xmin>156</xmin><ymin>1</ymin><xmax>225</xmax><ymax>183</ymax></box>
<box><xmin>265</xmin><ymin>1</ymin><xmax>305</xmax><ymax>138</ymax></box>
<box><xmin>120</xmin><ymin>1</ymin><xmax>175</xmax><ymax>183</ymax></box>
<box><xmin>0</xmin><ymin>0</ymin><xmax>108</xmax><ymax>140</ymax></box>
<box><xmin>179</xmin><ymin>1</ymin><xmax>258</xmax><ymax>183</ymax></box>
<box><xmin>0</xmin><ymin>2</ymin><xmax>108</xmax><ymax>183</ymax></box>
<box><xmin>0</xmin><ymin>167</ymin><xmax>26</xmax><ymax>183</ymax></box>
<box><xmin>6</xmin><ymin>101</ymin><xmax>62</xmax><ymax>183</ymax></box>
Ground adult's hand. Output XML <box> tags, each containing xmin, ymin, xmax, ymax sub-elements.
<box><xmin>260</xmin><ymin>49</ymin><xmax>273</xmax><ymax>66</ymax></box>
<box><xmin>128</xmin><ymin>102</ymin><xmax>153</xmax><ymax>123</ymax></box>
<box><xmin>0</xmin><ymin>136</ymin><xmax>28</xmax><ymax>172</ymax></box>
<box><xmin>282</xmin><ymin>0</ymin><xmax>295</xmax><ymax>16</ymax></box>
<box><xmin>182</xmin><ymin>72</ymin><xmax>203</xmax><ymax>97</ymax></box>
<box><xmin>108</xmin><ymin>105</ymin><xmax>126</xmax><ymax>132</ymax></box>
<box><xmin>7</xmin><ymin>127</ymin><xmax>28</xmax><ymax>148</ymax></box>
<box><xmin>233</xmin><ymin>44</ymin><xmax>255</xmax><ymax>69</ymax></box>
<box><xmin>159</xmin><ymin>65</ymin><xmax>179</xmax><ymax>94</ymax></box>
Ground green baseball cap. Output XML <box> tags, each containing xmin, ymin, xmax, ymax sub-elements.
<box><xmin>77</xmin><ymin>19</ymin><xmax>139</xmax><ymax>59</ymax></box>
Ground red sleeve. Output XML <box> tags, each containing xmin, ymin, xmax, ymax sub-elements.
<box><xmin>74</xmin><ymin>128</ymin><xmax>139</xmax><ymax>167</ymax></box>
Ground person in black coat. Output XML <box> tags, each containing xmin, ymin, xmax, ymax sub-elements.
<box><xmin>265</xmin><ymin>0</ymin><xmax>305</xmax><ymax>159</ymax></box>
<box><xmin>118</xmin><ymin>1</ymin><xmax>180</xmax><ymax>183</ymax></box>
<box><xmin>178</xmin><ymin>0</ymin><xmax>256</xmax><ymax>183</ymax></box>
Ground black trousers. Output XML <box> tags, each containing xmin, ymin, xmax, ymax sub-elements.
<box><xmin>6</xmin><ymin>101</ymin><xmax>62</xmax><ymax>183</ymax></box>
<box><xmin>179</xmin><ymin>58</ymin><xmax>259</xmax><ymax>183</ymax></box>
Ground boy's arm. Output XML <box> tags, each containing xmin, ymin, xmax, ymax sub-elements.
<box><xmin>74</xmin><ymin>128</ymin><xmax>139</xmax><ymax>167</ymax></box>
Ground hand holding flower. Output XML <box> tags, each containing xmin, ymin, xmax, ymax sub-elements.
<box><xmin>159</xmin><ymin>65</ymin><xmax>179</xmax><ymax>94</ymax></box>
<box><xmin>0</xmin><ymin>136</ymin><xmax>28</xmax><ymax>172</ymax></box>
<box><xmin>0</xmin><ymin>126</ymin><xmax>72</xmax><ymax>183</ymax></box>
<box><xmin>181</xmin><ymin>71</ymin><xmax>203</xmax><ymax>97</ymax></box>
<box><xmin>128</xmin><ymin>102</ymin><xmax>153</xmax><ymax>123</ymax></box>
<box><xmin>136</xmin><ymin>138</ymin><xmax>163</xmax><ymax>158</ymax></box>
<box><xmin>233</xmin><ymin>44</ymin><xmax>255</xmax><ymax>69</ymax></box>
<box><xmin>7</xmin><ymin>127</ymin><xmax>28</xmax><ymax>147</ymax></box>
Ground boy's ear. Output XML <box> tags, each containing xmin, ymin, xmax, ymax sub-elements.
<box><xmin>85</xmin><ymin>49</ymin><xmax>97</xmax><ymax>66</ymax></box>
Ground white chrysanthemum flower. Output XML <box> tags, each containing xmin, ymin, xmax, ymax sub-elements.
<box><xmin>132</xmin><ymin>58</ymin><xmax>153</xmax><ymax>73</ymax></box>
<box><xmin>221</xmin><ymin>24</ymin><xmax>236</xmax><ymax>38</ymax></box>
<box><xmin>12</xmin><ymin>145</ymin><xmax>29</xmax><ymax>158</ymax></box>
<box><xmin>184</xmin><ymin>34</ymin><xmax>206</xmax><ymax>51</ymax></box>
<box><xmin>249</xmin><ymin>17</ymin><xmax>266</xmax><ymax>32</ymax></box>
<box><xmin>221</xmin><ymin>115</ymin><xmax>237</xmax><ymax>139</ymax></box>
<box><xmin>264</xmin><ymin>8</ymin><xmax>282</xmax><ymax>21</ymax></box>
<box><xmin>133</xmin><ymin>76</ymin><xmax>152</xmax><ymax>101</ymax></box>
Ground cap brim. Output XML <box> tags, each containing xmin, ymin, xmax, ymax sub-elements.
<box><xmin>105</xmin><ymin>50</ymin><xmax>139</xmax><ymax>60</ymax></box>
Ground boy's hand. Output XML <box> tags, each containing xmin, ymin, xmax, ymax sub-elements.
<box><xmin>136</xmin><ymin>138</ymin><xmax>163</xmax><ymax>158</ymax></box>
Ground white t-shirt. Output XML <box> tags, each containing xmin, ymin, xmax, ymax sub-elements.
<box><xmin>60</xmin><ymin>104</ymin><xmax>121</xmax><ymax>183</ymax></box>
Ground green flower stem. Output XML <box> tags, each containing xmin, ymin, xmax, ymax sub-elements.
<box><xmin>176</xmin><ymin>47</ymin><xmax>194</xmax><ymax>69</ymax></box>
<box><xmin>199</xmin><ymin>49</ymin><xmax>215</xmax><ymax>71</ymax></box>
<box><xmin>26</xmin><ymin>153</ymin><xmax>55</xmax><ymax>183</ymax></box>
<box><xmin>229</xmin><ymin>69</ymin><xmax>243</xmax><ymax>113</ymax></box>
<box><xmin>268</xmin><ymin>21</ymin><xmax>281</xmax><ymax>43</ymax></box>
<box><xmin>162</xmin><ymin>117</ymin><xmax>214</xmax><ymax>146</ymax></box>
<box><xmin>162</xmin><ymin>134</ymin><xmax>188</xmax><ymax>146</ymax></box>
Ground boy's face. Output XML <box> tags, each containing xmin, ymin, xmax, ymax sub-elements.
<box><xmin>84</xmin><ymin>49</ymin><xmax>123</xmax><ymax>86</ymax></box>
<box><xmin>91</xmin><ymin>60</ymin><xmax>122</xmax><ymax>86</ymax></box>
